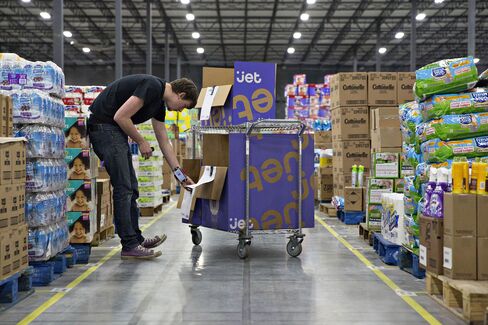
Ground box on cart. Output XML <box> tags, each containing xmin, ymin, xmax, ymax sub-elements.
<box><xmin>330</xmin><ymin>73</ymin><xmax>368</xmax><ymax>108</ymax></box>
<box><xmin>368</xmin><ymin>72</ymin><xmax>397</xmax><ymax>106</ymax></box>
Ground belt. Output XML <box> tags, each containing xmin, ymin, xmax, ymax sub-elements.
<box><xmin>87</xmin><ymin>123</ymin><xmax>122</xmax><ymax>133</ymax></box>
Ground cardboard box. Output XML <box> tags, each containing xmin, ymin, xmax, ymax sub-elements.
<box><xmin>478</xmin><ymin>194</ymin><xmax>488</xmax><ymax>238</ymax></box>
<box><xmin>370</xmin><ymin>107</ymin><xmax>402</xmax><ymax>150</ymax></box>
<box><xmin>331</xmin><ymin>107</ymin><xmax>369</xmax><ymax>141</ymax></box>
<box><xmin>10</xmin><ymin>141</ymin><xmax>26</xmax><ymax>183</ymax></box>
<box><xmin>11</xmin><ymin>224</ymin><xmax>28</xmax><ymax>276</ymax></box>
<box><xmin>66</xmin><ymin>180</ymin><xmax>93</xmax><ymax>213</ymax></box>
<box><xmin>64</xmin><ymin>116</ymin><xmax>89</xmax><ymax>149</ymax></box>
<box><xmin>318</xmin><ymin>174</ymin><xmax>333</xmax><ymax>201</ymax></box>
<box><xmin>0</xmin><ymin>185</ymin><xmax>13</xmax><ymax>229</ymax></box>
<box><xmin>397</xmin><ymin>72</ymin><xmax>415</xmax><ymax>104</ymax></box>
<box><xmin>368</xmin><ymin>178</ymin><xmax>394</xmax><ymax>204</ymax></box>
<box><xmin>373</xmin><ymin>152</ymin><xmax>400</xmax><ymax>178</ymax></box>
<box><xmin>344</xmin><ymin>187</ymin><xmax>364</xmax><ymax>211</ymax></box>
<box><xmin>333</xmin><ymin>173</ymin><xmax>352</xmax><ymax>198</ymax></box>
<box><xmin>314</xmin><ymin>131</ymin><xmax>332</xmax><ymax>147</ymax></box>
<box><xmin>202</xmin><ymin>134</ymin><xmax>229</xmax><ymax>167</ymax></box>
<box><xmin>366</xmin><ymin>204</ymin><xmax>383</xmax><ymax>231</ymax></box>
<box><xmin>444</xmin><ymin>193</ymin><xmax>477</xmax><ymax>237</ymax></box>
<box><xmin>10</xmin><ymin>184</ymin><xmax>25</xmax><ymax>226</ymax></box>
<box><xmin>419</xmin><ymin>216</ymin><xmax>444</xmax><ymax>275</ymax></box>
<box><xmin>0</xmin><ymin>95</ymin><xmax>8</xmax><ymax>137</ymax></box>
<box><xmin>0</xmin><ymin>139</ymin><xmax>14</xmax><ymax>184</ymax></box>
<box><xmin>330</xmin><ymin>73</ymin><xmax>368</xmax><ymax>108</ymax></box>
<box><xmin>332</xmin><ymin>140</ymin><xmax>371</xmax><ymax>174</ymax></box>
<box><xmin>182</xmin><ymin>159</ymin><xmax>202</xmax><ymax>183</ymax></box>
<box><xmin>371</xmin><ymin>145</ymin><xmax>402</xmax><ymax>153</ymax></box>
<box><xmin>66</xmin><ymin>148</ymin><xmax>92</xmax><ymax>180</ymax></box>
<box><xmin>196</xmin><ymin>167</ymin><xmax>228</xmax><ymax>200</ymax></box>
<box><xmin>6</xmin><ymin>96</ymin><xmax>12</xmax><ymax>137</ymax></box>
<box><xmin>96</xmin><ymin>179</ymin><xmax>111</xmax><ymax>231</ymax></box>
<box><xmin>67</xmin><ymin>212</ymin><xmax>95</xmax><ymax>244</ymax></box>
<box><xmin>443</xmin><ymin>234</ymin><xmax>477</xmax><ymax>280</ymax></box>
<box><xmin>368</xmin><ymin>72</ymin><xmax>397</xmax><ymax>106</ymax></box>
<box><xmin>478</xmin><ymin>237</ymin><xmax>488</xmax><ymax>280</ymax></box>
<box><xmin>0</xmin><ymin>230</ymin><xmax>14</xmax><ymax>280</ymax></box>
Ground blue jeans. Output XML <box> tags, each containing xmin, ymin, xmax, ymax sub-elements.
<box><xmin>88</xmin><ymin>122</ymin><xmax>144</xmax><ymax>250</ymax></box>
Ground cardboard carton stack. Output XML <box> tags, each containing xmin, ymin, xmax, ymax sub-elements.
<box><xmin>314</xmin><ymin>131</ymin><xmax>333</xmax><ymax>202</ymax></box>
<box><xmin>136</xmin><ymin>121</ymin><xmax>164</xmax><ymax>210</ymax></box>
<box><xmin>0</xmin><ymin>94</ymin><xmax>13</xmax><ymax>137</ymax></box>
<box><xmin>330</xmin><ymin>73</ymin><xmax>370</xmax><ymax>199</ymax></box>
<box><xmin>0</xmin><ymin>138</ymin><xmax>28</xmax><ymax>280</ymax></box>
<box><xmin>96</xmin><ymin>178</ymin><xmax>113</xmax><ymax>233</ymax></box>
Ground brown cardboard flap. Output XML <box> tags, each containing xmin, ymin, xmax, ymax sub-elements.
<box><xmin>202</xmin><ymin>67</ymin><xmax>234</xmax><ymax>88</ymax></box>
<box><xmin>195</xmin><ymin>85</ymin><xmax>233</xmax><ymax>109</ymax></box>
<box><xmin>0</xmin><ymin>137</ymin><xmax>26</xmax><ymax>144</ymax></box>
<box><xmin>195</xmin><ymin>167</ymin><xmax>227</xmax><ymax>200</ymax></box>
<box><xmin>182</xmin><ymin>159</ymin><xmax>202</xmax><ymax>182</ymax></box>
<box><xmin>202</xmin><ymin>134</ymin><xmax>229</xmax><ymax>167</ymax></box>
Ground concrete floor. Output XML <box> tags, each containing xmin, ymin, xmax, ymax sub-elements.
<box><xmin>1</xmin><ymin>200</ymin><xmax>464</xmax><ymax>325</ymax></box>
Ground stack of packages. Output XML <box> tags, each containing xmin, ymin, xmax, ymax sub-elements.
<box><xmin>0</xmin><ymin>93</ymin><xmax>28</xmax><ymax>278</ymax></box>
<box><xmin>368</xmin><ymin>72</ymin><xmax>416</xmax><ymax>235</ymax></box>
<box><xmin>0</xmin><ymin>53</ymin><xmax>70</xmax><ymax>262</ymax></box>
<box><xmin>314</xmin><ymin>131</ymin><xmax>333</xmax><ymax>202</ymax></box>
<box><xmin>284</xmin><ymin>74</ymin><xmax>332</xmax><ymax>131</ymax></box>
<box><xmin>407</xmin><ymin>57</ymin><xmax>488</xmax><ymax>280</ymax></box>
<box><xmin>329</xmin><ymin>73</ymin><xmax>370</xmax><ymax>212</ymax></box>
<box><xmin>136</xmin><ymin>122</ymin><xmax>164</xmax><ymax>212</ymax></box>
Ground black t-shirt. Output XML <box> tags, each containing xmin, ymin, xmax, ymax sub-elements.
<box><xmin>89</xmin><ymin>74</ymin><xmax>166</xmax><ymax>125</ymax></box>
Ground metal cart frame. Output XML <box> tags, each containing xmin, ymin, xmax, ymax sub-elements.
<box><xmin>188</xmin><ymin>119</ymin><xmax>307</xmax><ymax>259</ymax></box>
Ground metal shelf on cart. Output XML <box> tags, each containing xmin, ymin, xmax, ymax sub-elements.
<box><xmin>191</xmin><ymin>119</ymin><xmax>308</xmax><ymax>135</ymax></box>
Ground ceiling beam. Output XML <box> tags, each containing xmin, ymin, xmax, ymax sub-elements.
<box><xmin>215</xmin><ymin>0</ymin><xmax>227</xmax><ymax>65</ymax></box>
<box><xmin>263</xmin><ymin>0</ymin><xmax>279</xmax><ymax>62</ymax></box>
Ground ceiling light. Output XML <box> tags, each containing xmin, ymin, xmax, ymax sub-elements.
<box><xmin>378</xmin><ymin>47</ymin><xmax>387</xmax><ymax>54</ymax></box>
<box><xmin>192</xmin><ymin>32</ymin><xmax>200</xmax><ymax>39</ymax></box>
<box><xmin>474</xmin><ymin>58</ymin><xmax>480</xmax><ymax>64</ymax></box>
<box><xmin>293</xmin><ymin>32</ymin><xmax>302</xmax><ymax>39</ymax></box>
<box><xmin>63</xmin><ymin>31</ymin><xmax>72</xmax><ymax>38</ymax></box>
<box><xmin>196</xmin><ymin>47</ymin><xmax>204</xmax><ymax>54</ymax></box>
<box><xmin>186</xmin><ymin>13</ymin><xmax>195</xmax><ymax>21</ymax></box>
<box><xmin>395</xmin><ymin>31</ymin><xmax>405</xmax><ymax>39</ymax></box>
<box><xmin>434</xmin><ymin>0</ymin><xmax>444</xmax><ymax>3</ymax></box>
<box><xmin>21</xmin><ymin>0</ymin><xmax>31</xmax><ymax>3</ymax></box>
<box><xmin>39</xmin><ymin>11</ymin><xmax>51</xmax><ymax>19</ymax></box>
<box><xmin>82</xmin><ymin>47</ymin><xmax>91</xmax><ymax>53</ymax></box>
<box><xmin>300</xmin><ymin>13</ymin><xmax>309</xmax><ymax>21</ymax></box>
<box><xmin>306</xmin><ymin>0</ymin><xmax>316</xmax><ymax>4</ymax></box>
<box><xmin>180</xmin><ymin>0</ymin><xmax>190</xmax><ymax>4</ymax></box>
<box><xmin>70</xmin><ymin>41</ymin><xmax>75</xmax><ymax>45</ymax></box>
<box><xmin>287</xmin><ymin>47</ymin><xmax>295</xmax><ymax>54</ymax></box>
<box><xmin>416</xmin><ymin>13</ymin><xmax>426</xmax><ymax>21</ymax></box>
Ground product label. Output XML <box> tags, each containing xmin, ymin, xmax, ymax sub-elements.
<box><xmin>419</xmin><ymin>245</ymin><xmax>427</xmax><ymax>267</ymax></box>
<box><xmin>8</xmin><ymin>73</ymin><xmax>27</xmax><ymax>85</ymax></box>
<box><xmin>443</xmin><ymin>247</ymin><xmax>452</xmax><ymax>269</ymax></box>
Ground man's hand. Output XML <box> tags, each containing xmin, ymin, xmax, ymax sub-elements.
<box><xmin>138</xmin><ymin>140</ymin><xmax>153</xmax><ymax>159</ymax></box>
<box><xmin>182</xmin><ymin>177</ymin><xmax>195</xmax><ymax>186</ymax></box>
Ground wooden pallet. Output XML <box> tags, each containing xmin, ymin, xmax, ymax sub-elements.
<box><xmin>140</xmin><ymin>203</ymin><xmax>163</xmax><ymax>217</ymax></box>
<box><xmin>91</xmin><ymin>225</ymin><xmax>116</xmax><ymax>247</ymax></box>
<box><xmin>426</xmin><ymin>272</ymin><xmax>488</xmax><ymax>324</ymax></box>
<box><xmin>358</xmin><ymin>223</ymin><xmax>375</xmax><ymax>246</ymax></box>
<box><xmin>319</xmin><ymin>203</ymin><xmax>328</xmax><ymax>213</ymax></box>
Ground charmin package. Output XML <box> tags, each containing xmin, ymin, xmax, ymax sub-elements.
<box><xmin>421</xmin><ymin>136</ymin><xmax>488</xmax><ymax>163</ymax></box>
<box><xmin>414</xmin><ymin>57</ymin><xmax>478</xmax><ymax>100</ymax></box>
<box><xmin>416</xmin><ymin>112</ymin><xmax>488</xmax><ymax>143</ymax></box>
<box><xmin>420</xmin><ymin>90</ymin><xmax>488</xmax><ymax>121</ymax></box>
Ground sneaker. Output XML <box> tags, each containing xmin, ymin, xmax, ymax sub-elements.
<box><xmin>141</xmin><ymin>234</ymin><xmax>167</xmax><ymax>249</ymax></box>
<box><xmin>121</xmin><ymin>245</ymin><xmax>162</xmax><ymax>260</ymax></box>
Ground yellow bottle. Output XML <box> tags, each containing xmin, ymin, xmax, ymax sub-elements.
<box><xmin>452</xmin><ymin>158</ymin><xmax>464</xmax><ymax>194</ymax></box>
<box><xmin>462</xmin><ymin>158</ymin><xmax>470</xmax><ymax>193</ymax></box>
<box><xmin>471</xmin><ymin>159</ymin><xmax>481</xmax><ymax>194</ymax></box>
<box><xmin>478</xmin><ymin>159</ymin><xmax>488</xmax><ymax>195</ymax></box>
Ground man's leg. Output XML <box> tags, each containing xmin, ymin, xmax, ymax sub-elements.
<box><xmin>127</xmin><ymin>148</ymin><xmax>144</xmax><ymax>244</ymax></box>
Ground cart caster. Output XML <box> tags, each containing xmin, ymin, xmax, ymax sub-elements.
<box><xmin>191</xmin><ymin>228</ymin><xmax>202</xmax><ymax>246</ymax></box>
<box><xmin>286</xmin><ymin>239</ymin><xmax>302</xmax><ymax>257</ymax></box>
<box><xmin>237</xmin><ymin>241</ymin><xmax>250</xmax><ymax>259</ymax></box>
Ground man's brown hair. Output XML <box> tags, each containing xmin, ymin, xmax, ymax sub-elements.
<box><xmin>170</xmin><ymin>78</ymin><xmax>198</xmax><ymax>108</ymax></box>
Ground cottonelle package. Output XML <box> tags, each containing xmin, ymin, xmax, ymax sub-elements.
<box><xmin>416</xmin><ymin>112</ymin><xmax>488</xmax><ymax>142</ymax></box>
<box><xmin>414</xmin><ymin>57</ymin><xmax>478</xmax><ymax>100</ymax></box>
<box><xmin>421</xmin><ymin>136</ymin><xmax>488</xmax><ymax>163</ymax></box>
<box><xmin>420</xmin><ymin>90</ymin><xmax>488</xmax><ymax>121</ymax></box>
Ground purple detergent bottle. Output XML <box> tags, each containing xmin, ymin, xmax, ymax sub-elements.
<box><xmin>429</xmin><ymin>167</ymin><xmax>449</xmax><ymax>218</ymax></box>
<box><xmin>422</xmin><ymin>167</ymin><xmax>437</xmax><ymax>217</ymax></box>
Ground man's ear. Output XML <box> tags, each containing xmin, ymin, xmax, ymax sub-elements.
<box><xmin>178</xmin><ymin>92</ymin><xmax>186</xmax><ymax>100</ymax></box>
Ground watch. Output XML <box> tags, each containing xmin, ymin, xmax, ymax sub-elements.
<box><xmin>173</xmin><ymin>167</ymin><xmax>187</xmax><ymax>183</ymax></box>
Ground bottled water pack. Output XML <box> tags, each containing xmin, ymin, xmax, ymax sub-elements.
<box><xmin>26</xmin><ymin>159</ymin><xmax>67</xmax><ymax>192</ymax></box>
<box><xmin>15</xmin><ymin>125</ymin><xmax>65</xmax><ymax>158</ymax></box>
<box><xmin>26</xmin><ymin>191</ymin><xmax>66</xmax><ymax>228</ymax></box>
<box><xmin>28</xmin><ymin>221</ymin><xmax>69</xmax><ymax>261</ymax></box>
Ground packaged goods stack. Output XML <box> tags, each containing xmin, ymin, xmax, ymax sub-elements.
<box><xmin>284</xmin><ymin>74</ymin><xmax>332</xmax><ymax>131</ymax></box>
<box><xmin>314</xmin><ymin>131</ymin><xmax>333</xmax><ymax>203</ymax></box>
<box><xmin>330</xmin><ymin>73</ymin><xmax>370</xmax><ymax>216</ymax></box>
<box><xmin>136</xmin><ymin>122</ymin><xmax>164</xmax><ymax>215</ymax></box>
<box><xmin>0</xmin><ymin>53</ymin><xmax>70</xmax><ymax>264</ymax></box>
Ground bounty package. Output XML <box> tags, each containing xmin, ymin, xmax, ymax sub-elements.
<box><xmin>414</xmin><ymin>57</ymin><xmax>478</xmax><ymax>100</ymax></box>
<box><xmin>416</xmin><ymin>112</ymin><xmax>488</xmax><ymax>142</ymax></box>
<box><xmin>421</xmin><ymin>136</ymin><xmax>488</xmax><ymax>163</ymax></box>
<box><xmin>420</xmin><ymin>90</ymin><xmax>488</xmax><ymax>121</ymax></box>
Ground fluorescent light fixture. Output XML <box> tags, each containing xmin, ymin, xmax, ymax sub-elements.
<box><xmin>40</xmin><ymin>11</ymin><xmax>51</xmax><ymax>19</ymax></box>
<box><xmin>186</xmin><ymin>13</ymin><xmax>195</xmax><ymax>21</ymax></box>
<box><xmin>196</xmin><ymin>47</ymin><xmax>204</xmax><ymax>54</ymax></box>
<box><xmin>416</xmin><ymin>13</ymin><xmax>426</xmax><ymax>21</ymax></box>
<box><xmin>434</xmin><ymin>0</ymin><xmax>444</xmax><ymax>3</ymax></box>
<box><xmin>63</xmin><ymin>31</ymin><xmax>73</xmax><ymax>38</ymax></box>
<box><xmin>378</xmin><ymin>47</ymin><xmax>387</xmax><ymax>54</ymax></box>
<box><xmin>474</xmin><ymin>58</ymin><xmax>480</xmax><ymax>64</ymax></box>
<box><xmin>287</xmin><ymin>47</ymin><xmax>296</xmax><ymax>54</ymax></box>
<box><xmin>293</xmin><ymin>32</ymin><xmax>302</xmax><ymax>39</ymax></box>
<box><xmin>180</xmin><ymin>0</ymin><xmax>190</xmax><ymax>4</ymax></box>
<box><xmin>306</xmin><ymin>0</ymin><xmax>316</xmax><ymax>4</ymax></box>
<box><xmin>82</xmin><ymin>47</ymin><xmax>91</xmax><ymax>53</ymax></box>
<box><xmin>192</xmin><ymin>32</ymin><xmax>200</xmax><ymax>39</ymax></box>
<box><xmin>70</xmin><ymin>41</ymin><xmax>75</xmax><ymax>45</ymax></box>
<box><xmin>300</xmin><ymin>13</ymin><xmax>309</xmax><ymax>21</ymax></box>
<box><xmin>21</xmin><ymin>0</ymin><xmax>31</xmax><ymax>3</ymax></box>
<box><xmin>395</xmin><ymin>31</ymin><xmax>405</xmax><ymax>39</ymax></box>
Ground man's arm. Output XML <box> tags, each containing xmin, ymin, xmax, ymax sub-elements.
<box><xmin>113</xmin><ymin>96</ymin><xmax>153</xmax><ymax>158</ymax></box>
<box><xmin>151</xmin><ymin>118</ymin><xmax>194</xmax><ymax>185</ymax></box>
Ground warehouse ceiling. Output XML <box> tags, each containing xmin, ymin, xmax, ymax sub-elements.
<box><xmin>1</xmin><ymin>0</ymin><xmax>488</xmax><ymax>70</ymax></box>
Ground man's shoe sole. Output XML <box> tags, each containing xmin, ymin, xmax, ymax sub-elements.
<box><xmin>121</xmin><ymin>251</ymin><xmax>162</xmax><ymax>260</ymax></box>
<box><xmin>143</xmin><ymin>234</ymin><xmax>167</xmax><ymax>249</ymax></box>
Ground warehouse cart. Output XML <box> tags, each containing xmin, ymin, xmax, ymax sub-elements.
<box><xmin>186</xmin><ymin>119</ymin><xmax>310</xmax><ymax>259</ymax></box>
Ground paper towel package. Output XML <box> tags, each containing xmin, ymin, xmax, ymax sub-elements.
<box><xmin>381</xmin><ymin>193</ymin><xmax>406</xmax><ymax>245</ymax></box>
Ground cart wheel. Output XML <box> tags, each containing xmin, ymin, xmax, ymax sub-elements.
<box><xmin>191</xmin><ymin>229</ymin><xmax>202</xmax><ymax>246</ymax></box>
<box><xmin>287</xmin><ymin>240</ymin><xmax>302</xmax><ymax>257</ymax></box>
<box><xmin>237</xmin><ymin>241</ymin><xmax>249</xmax><ymax>259</ymax></box>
